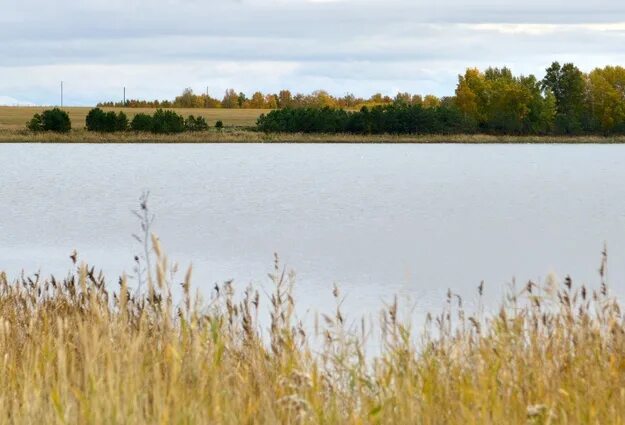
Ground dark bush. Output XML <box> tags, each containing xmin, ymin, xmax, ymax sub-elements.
<box><xmin>85</xmin><ymin>108</ymin><xmax>106</xmax><ymax>131</ymax></box>
<box><xmin>115</xmin><ymin>112</ymin><xmax>129</xmax><ymax>131</ymax></box>
<box><xmin>27</xmin><ymin>108</ymin><xmax>72</xmax><ymax>133</ymax></box>
<box><xmin>130</xmin><ymin>113</ymin><xmax>154</xmax><ymax>132</ymax></box>
<box><xmin>256</xmin><ymin>105</ymin><xmax>477</xmax><ymax>135</ymax></box>
<box><xmin>27</xmin><ymin>114</ymin><xmax>43</xmax><ymax>132</ymax></box>
<box><xmin>86</xmin><ymin>108</ymin><xmax>128</xmax><ymax>132</ymax></box>
<box><xmin>151</xmin><ymin>109</ymin><xmax>185</xmax><ymax>134</ymax></box>
<box><xmin>185</xmin><ymin>115</ymin><xmax>209</xmax><ymax>132</ymax></box>
<box><xmin>215</xmin><ymin>120</ymin><xmax>224</xmax><ymax>130</ymax></box>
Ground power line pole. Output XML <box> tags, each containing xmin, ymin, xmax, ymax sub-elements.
<box><xmin>123</xmin><ymin>87</ymin><xmax>126</xmax><ymax>106</ymax></box>
<box><xmin>60</xmin><ymin>81</ymin><xmax>64</xmax><ymax>107</ymax></box>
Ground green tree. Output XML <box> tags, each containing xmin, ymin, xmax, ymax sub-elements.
<box><xmin>27</xmin><ymin>108</ymin><xmax>71</xmax><ymax>133</ymax></box>
<box><xmin>185</xmin><ymin>115</ymin><xmax>209</xmax><ymax>131</ymax></box>
<box><xmin>541</xmin><ymin>62</ymin><xmax>587</xmax><ymax>134</ymax></box>
<box><xmin>85</xmin><ymin>107</ymin><xmax>107</xmax><ymax>132</ymax></box>
<box><xmin>116</xmin><ymin>111</ymin><xmax>129</xmax><ymax>131</ymax></box>
<box><xmin>86</xmin><ymin>108</ymin><xmax>128</xmax><ymax>132</ymax></box>
<box><xmin>237</xmin><ymin>92</ymin><xmax>248</xmax><ymax>108</ymax></box>
<box><xmin>151</xmin><ymin>109</ymin><xmax>185</xmax><ymax>134</ymax></box>
<box><xmin>131</xmin><ymin>113</ymin><xmax>153</xmax><ymax>132</ymax></box>
<box><xmin>520</xmin><ymin>75</ymin><xmax>556</xmax><ymax>134</ymax></box>
<box><xmin>393</xmin><ymin>92</ymin><xmax>412</xmax><ymax>106</ymax></box>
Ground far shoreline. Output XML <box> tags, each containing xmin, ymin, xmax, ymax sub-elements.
<box><xmin>1</xmin><ymin>128</ymin><xmax>625</xmax><ymax>144</ymax></box>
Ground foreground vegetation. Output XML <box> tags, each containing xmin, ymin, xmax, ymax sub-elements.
<box><xmin>1</xmin><ymin>230</ymin><xmax>624</xmax><ymax>423</ymax></box>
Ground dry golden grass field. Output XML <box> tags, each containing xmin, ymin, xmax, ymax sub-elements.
<box><xmin>0</xmin><ymin>106</ymin><xmax>263</xmax><ymax>129</ymax></box>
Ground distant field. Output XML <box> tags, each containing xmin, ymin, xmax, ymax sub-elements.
<box><xmin>0</xmin><ymin>106</ymin><xmax>264</xmax><ymax>129</ymax></box>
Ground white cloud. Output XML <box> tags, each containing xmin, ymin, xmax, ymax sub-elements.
<box><xmin>467</xmin><ymin>22</ymin><xmax>625</xmax><ymax>35</ymax></box>
<box><xmin>0</xmin><ymin>96</ymin><xmax>36</xmax><ymax>106</ymax></box>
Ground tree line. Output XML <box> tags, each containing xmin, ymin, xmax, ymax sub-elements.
<box><xmin>453</xmin><ymin>63</ymin><xmax>625</xmax><ymax>135</ymax></box>
<box><xmin>256</xmin><ymin>104</ymin><xmax>470</xmax><ymax>134</ymax></box>
<box><xmin>97</xmin><ymin>62</ymin><xmax>625</xmax><ymax>135</ymax></box>
<box><xmin>97</xmin><ymin>88</ymin><xmax>440</xmax><ymax>110</ymax></box>
<box><xmin>30</xmin><ymin>62</ymin><xmax>625</xmax><ymax>135</ymax></box>
<box><xmin>258</xmin><ymin>62</ymin><xmax>625</xmax><ymax>135</ymax></box>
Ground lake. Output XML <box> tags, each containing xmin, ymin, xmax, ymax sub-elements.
<box><xmin>1</xmin><ymin>143</ymin><xmax>625</xmax><ymax>325</ymax></box>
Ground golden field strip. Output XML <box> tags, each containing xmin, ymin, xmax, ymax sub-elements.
<box><xmin>0</xmin><ymin>106</ymin><xmax>263</xmax><ymax>129</ymax></box>
<box><xmin>2</xmin><ymin>106</ymin><xmax>625</xmax><ymax>143</ymax></box>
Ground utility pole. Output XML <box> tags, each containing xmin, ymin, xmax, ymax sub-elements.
<box><xmin>123</xmin><ymin>87</ymin><xmax>126</xmax><ymax>106</ymax></box>
<box><xmin>60</xmin><ymin>81</ymin><xmax>64</xmax><ymax>107</ymax></box>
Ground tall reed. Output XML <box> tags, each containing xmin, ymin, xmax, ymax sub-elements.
<box><xmin>0</xmin><ymin>238</ymin><xmax>624</xmax><ymax>424</ymax></box>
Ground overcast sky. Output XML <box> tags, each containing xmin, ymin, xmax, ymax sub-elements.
<box><xmin>2</xmin><ymin>0</ymin><xmax>625</xmax><ymax>105</ymax></box>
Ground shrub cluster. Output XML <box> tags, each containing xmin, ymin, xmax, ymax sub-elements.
<box><xmin>129</xmin><ymin>110</ymin><xmax>213</xmax><ymax>134</ymax></box>
<box><xmin>85</xmin><ymin>108</ymin><xmax>128</xmax><ymax>132</ymax></box>
<box><xmin>256</xmin><ymin>105</ymin><xmax>475</xmax><ymax>134</ymax></box>
<box><xmin>27</xmin><ymin>108</ymin><xmax>72</xmax><ymax>133</ymax></box>
<box><xmin>129</xmin><ymin>113</ymin><xmax>153</xmax><ymax>132</ymax></box>
<box><xmin>150</xmin><ymin>109</ymin><xmax>185</xmax><ymax>134</ymax></box>
<box><xmin>27</xmin><ymin>108</ymin><xmax>223</xmax><ymax>135</ymax></box>
<box><xmin>185</xmin><ymin>115</ymin><xmax>209</xmax><ymax>132</ymax></box>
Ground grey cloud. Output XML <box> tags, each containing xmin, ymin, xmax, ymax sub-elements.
<box><xmin>4</xmin><ymin>0</ymin><xmax>625</xmax><ymax>42</ymax></box>
<box><xmin>1</xmin><ymin>24</ymin><xmax>623</xmax><ymax>66</ymax></box>
<box><xmin>2</xmin><ymin>0</ymin><xmax>625</xmax><ymax>105</ymax></box>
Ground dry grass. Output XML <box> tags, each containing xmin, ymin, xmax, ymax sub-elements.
<box><xmin>0</xmin><ymin>128</ymin><xmax>264</xmax><ymax>143</ymax></box>
<box><xmin>0</xmin><ymin>106</ymin><xmax>263</xmax><ymax>130</ymax></box>
<box><xmin>1</xmin><ymin>222</ymin><xmax>625</xmax><ymax>424</ymax></box>
<box><xmin>2</xmin><ymin>127</ymin><xmax>625</xmax><ymax>144</ymax></box>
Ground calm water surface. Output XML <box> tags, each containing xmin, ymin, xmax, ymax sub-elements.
<box><xmin>1</xmin><ymin>143</ymin><xmax>625</xmax><ymax>323</ymax></box>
